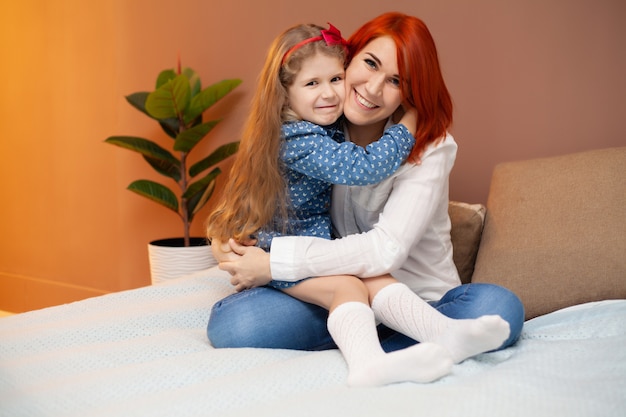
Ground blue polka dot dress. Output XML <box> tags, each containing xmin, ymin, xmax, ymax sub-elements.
<box><xmin>258</xmin><ymin>119</ymin><xmax>414</xmax><ymax>287</ymax></box>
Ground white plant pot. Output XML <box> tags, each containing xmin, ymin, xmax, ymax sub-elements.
<box><xmin>148</xmin><ymin>237</ymin><xmax>217</xmax><ymax>285</ymax></box>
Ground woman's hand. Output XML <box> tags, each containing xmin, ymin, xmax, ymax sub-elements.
<box><xmin>218</xmin><ymin>239</ymin><xmax>272</xmax><ymax>292</ymax></box>
<box><xmin>211</xmin><ymin>238</ymin><xmax>240</xmax><ymax>263</ymax></box>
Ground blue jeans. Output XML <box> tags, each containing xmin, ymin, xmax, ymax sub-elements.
<box><xmin>207</xmin><ymin>283</ymin><xmax>525</xmax><ymax>353</ymax></box>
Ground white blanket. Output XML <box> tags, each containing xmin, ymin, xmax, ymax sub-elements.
<box><xmin>1</xmin><ymin>267</ymin><xmax>625</xmax><ymax>417</ymax></box>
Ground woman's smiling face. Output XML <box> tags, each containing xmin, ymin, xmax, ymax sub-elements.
<box><xmin>343</xmin><ymin>36</ymin><xmax>404</xmax><ymax>127</ymax></box>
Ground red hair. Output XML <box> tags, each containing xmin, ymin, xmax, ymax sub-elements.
<box><xmin>347</xmin><ymin>12</ymin><xmax>453</xmax><ymax>160</ymax></box>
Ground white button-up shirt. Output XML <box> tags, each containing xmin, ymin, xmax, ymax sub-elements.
<box><xmin>270</xmin><ymin>131</ymin><xmax>461</xmax><ymax>301</ymax></box>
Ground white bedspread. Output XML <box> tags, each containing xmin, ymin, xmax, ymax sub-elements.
<box><xmin>1</xmin><ymin>267</ymin><xmax>624</xmax><ymax>417</ymax></box>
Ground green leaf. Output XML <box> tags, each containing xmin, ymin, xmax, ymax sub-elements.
<box><xmin>183</xmin><ymin>167</ymin><xmax>221</xmax><ymax>200</ymax></box>
<box><xmin>187</xmin><ymin>179</ymin><xmax>216</xmax><ymax>223</ymax></box>
<box><xmin>183</xmin><ymin>168</ymin><xmax>221</xmax><ymax>221</ymax></box>
<box><xmin>127</xmin><ymin>180</ymin><xmax>179</xmax><ymax>213</ymax></box>
<box><xmin>155</xmin><ymin>69</ymin><xmax>177</xmax><ymax>89</ymax></box>
<box><xmin>105</xmin><ymin>136</ymin><xmax>180</xmax><ymax>166</ymax></box>
<box><xmin>124</xmin><ymin>93</ymin><xmax>178</xmax><ymax>138</ymax></box>
<box><xmin>156</xmin><ymin>68</ymin><xmax>200</xmax><ymax>99</ymax></box>
<box><xmin>185</xmin><ymin>79</ymin><xmax>242</xmax><ymax>124</ymax></box>
<box><xmin>145</xmin><ymin>75</ymin><xmax>190</xmax><ymax>120</ymax></box>
<box><xmin>125</xmin><ymin>92</ymin><xmax>150</xmax><ymax>116</ymax></box>
<box><xmin>143</xmin><ymin>155</ymin><xmax>181</xmax><ymax>182</ymax></box>
<box><xmin>182</xmin><ymin>68</ymin><xmax>201</xmax><ymax>97</ymax></box>
<box><xmin>159</xmin><ymin>119</ymin><xmax>180</xmax><ymax>139</ymax></box>
<box><xmin>189</xmin><ymin>141</ymin><xmax>239</xmax><ymax>177</ymax></box>
<box><xmin>174</xmin><ymin>120</ymin><xmax>220</xmax><ymax>153</ymax></box>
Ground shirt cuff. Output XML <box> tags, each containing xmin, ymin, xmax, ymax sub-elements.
<box><xmin>269</xmin><ymin>236</ymin><xmax>308</xmax><ymax>281</ymax></box>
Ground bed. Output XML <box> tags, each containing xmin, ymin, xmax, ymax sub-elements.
<box><xmin>0</xmin><ymin>268</ymin><xmax>624</xmax><ymax>417</ymax></box>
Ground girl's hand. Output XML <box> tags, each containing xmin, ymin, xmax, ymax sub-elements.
<box><xmin>394</xmin><ymin>105</ymin><xmax>423</xmax><ymax>165</ymax></box>
<box><xmin>218</xmin><ymin>239</ymin><xmax>272</xmax><ymax>292</ymax></box>
<box><xmin>398</xmin><ymin>106</ymin><xmax>417</xmax><ymax>137</ymax></box>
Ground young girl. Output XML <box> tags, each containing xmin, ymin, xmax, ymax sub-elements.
<box><xmin>206</xmin><ymin>23</ymin><xmax>453</xmax><ymax>387</ymax></box>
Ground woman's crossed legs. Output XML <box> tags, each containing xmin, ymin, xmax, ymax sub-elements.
<box><xmin>208</xmin><ymin>277</ymin><xmax>524</xmax><ymax>386</ymax></box>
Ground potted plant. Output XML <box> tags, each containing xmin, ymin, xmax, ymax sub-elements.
<box><xmin>105</xmin><ymin>65</ymin><xmax>241</xmax><ymax>284</ymax></box>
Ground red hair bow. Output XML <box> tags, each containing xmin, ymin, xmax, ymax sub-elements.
<box><xmin>320</xmin><ymin>23</ymin><xmax>348</xmax><ymax>48</ymax></box>
<box><xmin>282</xmin><ymin>22</ymin><xmax>347</xmax><ymax>65</ymax></box>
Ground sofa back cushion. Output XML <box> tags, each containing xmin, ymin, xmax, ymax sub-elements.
<box><xmin>448</xmin><ymin>201</ymin><xmax>485</xmax><ymax>284</ymax></box>
<box><xmin>472</xmin><ymin>147</ymin><xmax>626</xmax><ymax>320</ymax></box>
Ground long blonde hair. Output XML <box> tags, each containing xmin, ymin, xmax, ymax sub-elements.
<box><xmin>206</xmin><ymin>23</ymin><xmax>347</xmax><ymax>244</ymax></box>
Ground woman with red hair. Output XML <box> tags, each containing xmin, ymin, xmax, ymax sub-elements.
<box><xmin>208</xmin><ymin>12</ymin><xmax>524</xmax><ymax>378</ymax></box>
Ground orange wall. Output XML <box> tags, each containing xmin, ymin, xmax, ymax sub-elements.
<box><xmin>1</xmin><ymin>0</ymin><xmax>625</xmax><ymax>311</ymax></box>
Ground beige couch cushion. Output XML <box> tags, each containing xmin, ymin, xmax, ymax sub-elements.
<box><xmin>449</xmin><ymin>201</ymin><xmax>485</xmax><ymax>284</ymax></box>
<box><xmin>472</xmin><ymin>147</ymin><xmax>626</xmax><ymax>320</ymax></box>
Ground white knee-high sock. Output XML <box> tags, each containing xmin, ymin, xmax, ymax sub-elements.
<box><xmin>327</xmin><ymin>301</ymin><xmax>452</xmax><ymax>387</ymax></box>
<box><xmin>370</xmin><ymin>283</ymin><xmax>511</xmax><ymax>363</ymax></box>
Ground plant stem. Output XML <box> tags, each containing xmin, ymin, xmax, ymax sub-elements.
<box><xmin>180</xmin><ymin>150</ymin><xmax>190</xmax><ymax>246</ymax></box>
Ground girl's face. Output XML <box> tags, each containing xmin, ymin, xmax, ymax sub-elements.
<box><xmin>287</xmin><ymin>52</ymin><xmax>345</xmax><ymax>127</ymax></box>
<box><xmin>343</xmin><ymin>36</ymin><xmax>403</xmax><ymax>127</ymax></box>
